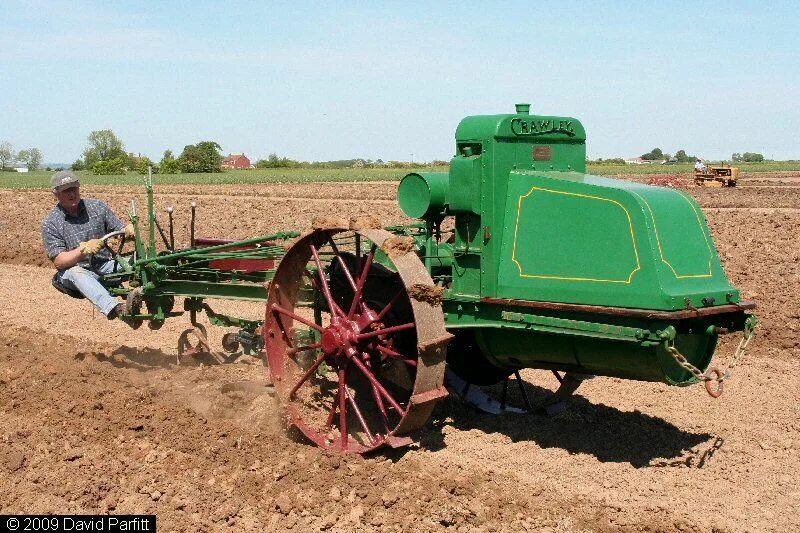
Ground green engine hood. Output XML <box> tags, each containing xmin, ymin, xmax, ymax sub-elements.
<box><xmin>495</xmin><ymin>171</ymin><xmax>738</xmax><ymax>310</ymax></box>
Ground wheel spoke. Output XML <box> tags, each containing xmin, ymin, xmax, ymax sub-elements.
<box><xmin>345</xmin><ymin>387</ymin><xmax>376</xmax><ymax>445</ymax></box>
<box><xmin>375</xmin><ymin>344</ymin><xmax>417</xmax><ymax>366</ymax></box>
<box><xmin>364</xmin><ymin>353</ymin><xmax>390</xmax><ymax>433</ymax></box>
<box><xmin>338</xmin><ymin>366</ymin><xmax>348</xmax><ymax>451</ymax></box>
<box><xmin>270</xmin><ymin>307</ymin><xmax>297</xmax><ymax>349</ymax></box>
<box><xmin>287</xmin><ymin>342</ymin><xmax>322</xmax><ymax>356</ymax></box>
<box><xmin>348</xmin><ymin>244</ymin><xmax>377</xmax><ymax>318</ymax></box>
<box><xmin>304</xmin><ymin>268</ymin><xmax>325</xmax><ymax>329</ymax></box>
<box><xmin>310</xmin><ymin>244</ymin><xmax>346</xmax><ymax>317</ymax></box>
<box><xmin>271</xmin><ymin>304</ymin><xmax>324</xmax><ymax>332</ymax></box>
<box><xmin>327</xmin><ymin>237</ymin><xmax>358</xmax><ymax>292</ymax></box>
<box><xmin>373</xmin><ymin>289</ymin><xmax>405</xmax><ymax>323</ymax></box>
<box><xmin>357</xmin><ymin>321</ymin><xmax>415</xmax><ymax>342</ymax></box>
<box><xmin>289</xmin><ymin>352</ymin><xmax>328</xmax><ymax>398</ymax></box>
<box><xmin>303</xmin><ymin>268</ymin><xmax>319</xmax><ymax>289</ymax></box>
<box><xmin>349</xmin><ymin>355</ymin><xmax>406</xmax><ymax>416</ymax></box>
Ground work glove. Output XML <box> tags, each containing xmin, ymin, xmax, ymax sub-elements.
<box><xmin>124</xmin><ymin>223</ymin><xmax>136</xmax><ymax>238</ymax></box>
<box><xmin>79</xmin><ymin>238</ymin><xmax>104</xmax><ymax>255</ymax></box>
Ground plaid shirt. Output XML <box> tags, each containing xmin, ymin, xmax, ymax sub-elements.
<box><xmin>41</xmin><ymin>198</ymin><xmax>124</xmax><ymax>268</ymax></box>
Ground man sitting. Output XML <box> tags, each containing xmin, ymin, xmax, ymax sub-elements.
<box><xmin>41</xmin><ymin>171</ymin><xmax>134</xmax><ymax>320</ymax></box>
<box><xmin>694</xmin><ymin>159</ymin><xmax>707</xmax><ymax>173</ymax></box>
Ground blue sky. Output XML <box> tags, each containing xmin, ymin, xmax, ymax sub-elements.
<box><xmin>1</xmin><ymin>0</ymin><xmax>798</xmax><ymax>164</ymax></box>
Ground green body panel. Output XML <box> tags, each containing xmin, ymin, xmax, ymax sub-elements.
<box><xmin>495</xmin><ymin>171</ymin><xmax>738</xmax><ymax>310</ymax></box>
<box><xmin>448</xmin><ymin>156</ymin><xmax>482</xmax><ymax>213</ymax></box>
<box><xmin>473</xmin><ymin>328</ymin><xmax>715</xmax><ymax>385</ymax></box>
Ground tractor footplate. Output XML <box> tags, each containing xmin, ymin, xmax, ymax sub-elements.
<box><xmin>445</xmin><ymin>369</ymin><xmax>526</xmax><ymax>414</ymax></box>
<box><xmin>446</xmin><ymin>369</ymin><xmax>593</xmax><ymax>416</ymax></box>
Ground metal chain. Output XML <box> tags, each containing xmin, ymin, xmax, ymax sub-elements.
<box><xmin>721</xmin><ymin>329</ymin><xmax>755</xmax><ymax>381</ymax></box>
<box><xmin>665</xmin><ymin>324</ymin><xmax>756</xmax><ymax>397</ymax></box>
<box><xmin>665</xmin><ymin>344</ymin><xmax>709</xmax><ymax>382</ymax></box>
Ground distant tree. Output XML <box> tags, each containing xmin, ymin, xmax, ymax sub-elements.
<box><xmin>254</xmin><ymin>153</ymin><xmax>280</xmax><ymax>168</ymax></box>
<box><xmin>255</xmin><ymin>153</ymin><xmax>301</xmax><ymax>169</ymax></box>
<box><xmin>0</xmin><ymin>142</ymin><xmax>14</xmax><ymax>169</ymax></box>
<box><xmin>159</xmin><ymin>150</ymin><xmax>181</xmax><ymax>174</ymax></box>
<box><xmin>741</xmin><ymin>152</ymin><xmax>765</xmax><ymax>162</ymax></box>
<box><xmin>91</xmin><ymin>157</ymin><xmax>126</xmax><ymax>175</ymax></box>
<box><xmin>254</xmin><ymin>153</ymin><xmax>278</xmax><ymax>168</ymax></box>
<box><xmin>16</xmin><ymin>147</ymin><xmax>43</xmax><ymax>171</ymax></box>
<box><xmin>179</xmin><ymin>141</ymin><xmax>223</xmax><ymax>173</ymax></box>
<box><xmin>71</xmin><ymin>159</ymin><xmax>86</xmax><ymax>171</ymax></box>
<box><xmin>731</xmin><ymin>153</ymin><xmax>742</xmax><ymax>162</ymax></box>
<box><xmin>674</xmin><ymin>149</ymin><xmax>697</xmax><ymax>163</ymax></box>
<box><xmin>136</xmin><ymin>156</ymin><xmax>157</xmax><ymax>174</ymax></box>
<box><xmin>83</xmin><ymin>130</ymin><xmax>126</xmax><ymax>168</ymax></box>
<box><xmin>125</xmin><ymin>152</ymin><xmax>140</xmax><ymax>170</ymax></box>
<box><xmin>641</xmin><ymin>148</ymin><xmax>664</xmax><ymax>161</ymax></box>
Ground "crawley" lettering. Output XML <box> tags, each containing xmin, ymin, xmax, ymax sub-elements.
<box><xmin>511</xmin><ymin>118</ymin><xmax>575</xmax><ymax>136</ymax></box>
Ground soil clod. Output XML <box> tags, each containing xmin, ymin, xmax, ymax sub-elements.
<box><xmin>349</xmin><ymin>215</ymin><xmax>383</xmax><ymax>230</ymax></box>
<box><xmin>311</xmin><ymin>216</ymin><xmax>347</xmax><ymax>230</ymax></box>
<box><xmin>408</xmin><ymin>283</ymin><xmax>445</xmax><ymax>306</ymax></box>
<box><xmin>381</xmin><ymin>236</ymin><xmax>415</xmax><ymax>258</ymax></box>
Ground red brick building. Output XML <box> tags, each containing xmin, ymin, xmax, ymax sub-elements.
<box><xmin>221</xmin><ymin>154</ymin><xmax>251</xmax><ymax>170</ymax></box>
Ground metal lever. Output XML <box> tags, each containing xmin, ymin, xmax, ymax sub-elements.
<box><xmin>190</xmin><ymin>201</ymin><xmax>197</xmax><ymax>247</ymax></box>
<box><xmin>166</xmin><ymin>206</ymin><xmax>175</xmax><ymax>250</ymax></box>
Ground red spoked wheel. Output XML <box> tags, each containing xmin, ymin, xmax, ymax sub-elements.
<box><xmin>265</xmin><ymin>227</ymin><xmax>451</xmax><ymax>453</ymax></box>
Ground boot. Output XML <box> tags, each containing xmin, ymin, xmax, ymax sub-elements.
<box><xmin>106</xmin><ymin>302</ymin><xmax>127</xmax><ymax>320</ymax></box>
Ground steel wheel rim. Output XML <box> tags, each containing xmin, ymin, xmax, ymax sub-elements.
<box><xmin>265</xmin><ymin>227</ymin><xmax>450</xmax><ymax>453</ymax></box>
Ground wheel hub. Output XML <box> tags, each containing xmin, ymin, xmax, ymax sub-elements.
<box><xmin>321</xmin><ymin>328</ymin><xmax>344</xmax><ymax>355</ymax></box>
<box><xmin>320</xmin><ymin>318</ymin><xmax>361</xmax><ymax>356</ymax></box>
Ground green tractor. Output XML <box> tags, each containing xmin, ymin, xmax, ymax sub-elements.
<box><xmin>72</xmin><ymin>104</ymin><xmax>756</xmax><ymax>454</ymax></box>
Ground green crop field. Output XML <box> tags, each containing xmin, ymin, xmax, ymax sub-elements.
<box><xmin>2</xmin><ymin>161</ymin><xmax>799</xmax><ymax>189</ymax></box>
<box><xmin>0</xmin><ymin>168</ymin><xmax>420</xmax><ymax>189</ymax></box>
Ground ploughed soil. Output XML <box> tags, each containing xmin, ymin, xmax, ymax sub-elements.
<box><xmin>0</xmin><ymin>174</ymin><xmax>798</xmax><ymax>531</ymax></box>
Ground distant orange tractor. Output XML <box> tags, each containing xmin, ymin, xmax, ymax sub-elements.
<box><xmin>694</xmin><ymin>165</ymin><xmax>739</xmax><ymax>187</ymax></box>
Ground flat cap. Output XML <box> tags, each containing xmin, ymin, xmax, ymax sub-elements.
<box><xmin>51</xmin><ymin>170</ymin><xmax>79</xmax><ymax>192</ymax></box>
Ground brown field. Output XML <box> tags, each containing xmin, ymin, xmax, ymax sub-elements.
<box><xmin>0</xmin><ymin>174</ymin><xmax>798</xmax><ymax>532</ymax></box>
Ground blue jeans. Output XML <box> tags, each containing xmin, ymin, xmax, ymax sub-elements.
<box><xmin>58</xmin><ymin>260</ymin><xmax>121</xmax><ymax>316</ymax></box>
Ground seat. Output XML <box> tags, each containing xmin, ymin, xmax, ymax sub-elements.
<box><xmin>51</xmin><ymin>273</ymin><xmax>85</xmax><ymax>299</ymax></box>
